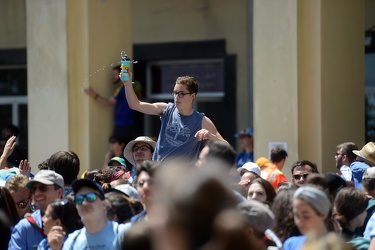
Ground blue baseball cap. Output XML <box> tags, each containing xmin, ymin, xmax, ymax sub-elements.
<box><xmin>234</xmin><ymin>127</ymin><xmax>253</xmax><ymax>138</ymax></box>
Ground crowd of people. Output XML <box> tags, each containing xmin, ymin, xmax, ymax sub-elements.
<box><xmin>1</xmin><ymin>71</ymin><xmax>375</xmax><ymax>249</ymax></box>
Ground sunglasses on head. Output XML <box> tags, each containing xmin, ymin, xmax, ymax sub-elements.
<box><xmin>74</xmin><ymin>192</ymin><xmax>103</xmax><ymax>205</ymax></box>
<box><xmin>292</xmin><ymin>174</ymin><xmax>309</xmax><ymax>180</ymax></box>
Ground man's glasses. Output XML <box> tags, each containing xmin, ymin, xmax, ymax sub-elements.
<box><xmin>171</xmin><ymin>91</ymin><xmax>191</xmax><ymax>98</ymax></box>
<box><xmin>74</xmin><ymin>192</ymin><xmax>103</xmax><ymax>205</ymax></box>
<box><xmin>16</xmin><ymin>198</ymin><xmax>30</xmax><ymax>209</ymax></box>
<box><xmin>292</xmin><ymin>174</ymin><xmax>309</xmax><ymax>180</ymax></box>
<box><xmin>132</xmin><ymin>146</ymin><xmax>151</xmax><ymax>153</ymax></box>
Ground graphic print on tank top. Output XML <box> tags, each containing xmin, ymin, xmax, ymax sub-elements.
<box><xmin>165</xmin><ymin>114</ymin><xmax>191</xmax><ymax>147</ymax></box>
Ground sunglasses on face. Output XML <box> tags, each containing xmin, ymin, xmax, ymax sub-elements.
<box><xmin>16</xmin><ymin>198</ymin><xmax>30</xmax><ymax>209</ymax></box>
<box><xmin>31</xmin><ymin>184</ymin><xmax>50</xmax><ymax>193</ymax></box>
<box><xmin>292</xmin><ymin>174</ymin><xmax>309</xmax><ymax>180</ymax></box>
<box><xmin>74</xmin><ymin>192</ymin><xmax>103</xmax><ymax>205</ymax></box>
<box><xmin>132</xmin><ymin>146</ymin><xmax>151</xmax><ymax>153</ymax></box>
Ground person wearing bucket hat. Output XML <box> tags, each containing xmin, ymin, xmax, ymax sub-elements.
<box><xmin>123</xmin><ymin>136</ymin><xmax>156</xmax><ymax>167</ymax></box>
<box><xmin>349</xmin><ymin>142</ymin><xmax>375</xmax><ymax>190</ymax></box>
<box><xmin>234</xmin><ymin>128</ymin><xmax>254</xmax><ymax>167</ymax></box>
<box><xmin>9</xmin><ymin>170</ymin><xmax>64</xmax><ymax>250</ymax></box>
<box><xmin>123</xmin><ymin>136</ymin><xmax>156</xmax><ymax>183</ymax></box>
<box><xmin>48</xmin><ymin>178</ymin><xmax>131</xmax><ymax>249</ymax></box>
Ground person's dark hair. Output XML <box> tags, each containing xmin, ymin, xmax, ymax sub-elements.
<box><xmin>270</xmin><ymin>147</ymin><xmax>288</xmax><ymax>163</ymax></box>
<box><xmin>105</xmin><ymin>191</ymin><xmax>136</xmax><ymax>223</ymax></box>
<box><xmin>135</xmin><ymin>160</ymin><xmax>160</xmax><ymax>179</ymax></box>
<box><xmin>248</xmin><ymin>178</ymin><xmax>276</xmax><ymax>206</ymax></box>
<box><xmin>94</xmin><ymin>167</ymin><xmax>124</xmax><ymax>185</ymax></box>
<box><xmin>109</xmin><ymin>134</ymin><xmax>127</xmax><ymax>145</ymax></box>
<box><xmin>50</xmin><ymin>199</ymin><xmax>83</xmax><ymax>234</ymax></box>
<box><xmin>0</xmin><ymin>209</ymin><xmax>12</xmax><ymax>250</ymax></box>
<box><xmin>204</xmin><ymin>140</ymin><xmax>236</xmax><ymax>168</ymax></box>
<box><xmin>121</xmin><ymin>221</ymin><xmax>153</xmax><ymax>250</ymax></box>
<box><xmin>336</xmin><ymin>142</ymin><xmax>358</xmax><ymax>164</ymax></box>
<box><xmin>84</xmin><ymin>169</ymin><xmax>100</xmax><ymax>181</ymax></box>
<box><xmin>291</xmin><ymin>160</ymin><xmax>319</xmax><ymax>174</ymax></box>
<box><xmin>37</xmin><ymin>159</ymin><xmax>49</xmax><ymax>170</ymax></box>
<box><xmin>48</xmin><ymin>151</ymin><xmax>80</xmax><ymax>185</ymax></box>
<box><xmin>362</xmin><ymin>177</ymin><xmax>375</xmax><ymax>193</ymax></box>
<box><xmin>113</xmin><ymin>65</ymin><xmax>121</xmax><ymax>73</ymax></box>
<box><xmin>176</xmin><ymin>76</ymin><xmax>199</xmax><ymax>94</ymax></box>
<box><xmin>0</xmin><ymin>187</ymin><xmax>20</xmax><ymax>226</ymax></box>
<box><xmin>271</xmin><ymin>188</ymin><xmax>300</xmax><ymax>242</ymax></box>
<box><xmin>2</xmin><ymin>124</ymin><xmax>20</xmax><ymax>138</ymax></box>
<box><xmin>333</xmin><ymin>187</ymin><xmax>368</xmax><ymax>230</ymax></box>
<box><xmin>276</xmin><ymin>181</ymin><xmax>297</xmax><ymax>193</ymax></box>
<box><xmin>158</xmin><ymin>166</ymin><xmax>238</xmax><ymax>249</ymax></box>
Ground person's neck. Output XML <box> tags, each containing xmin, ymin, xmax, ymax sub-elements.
<box><xmin>177</xmin><ymin>106</ymin><xmax>193</xmax><ymax>116</ymax></box>
<box><xmin>367</xmin><ymin>190</ymin><xmax>375</xmax><ymax>198</ymax></box>
<box><xmin>312</xmin><ymin>225</ymin><xmax>328</xmax><ymax>236</ymax></box>
<box><xmin>347</xmin><ymin>222</ymin><xmax>357</xmax><ymax>233</ymax></box>
<box><xmin>244</xmin><ymin>145</ymin><xmax>253</xmax><ymax>153</ymax></box>
<box><xmin>84</xmin><ymin>218</ymin><xmax>108</xmax><ymax>234</ymax></box>
<box><xmin>273</xmin><ymin>161</ymin><xmax>283</xmax><ymax>170</ymax></box>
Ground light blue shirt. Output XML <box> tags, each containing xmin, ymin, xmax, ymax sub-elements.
<box><xmin>61</xmin><ymin>220</ymin><xmax>130</xmax><ymax>250</ymax></box>
<box><xmin>8</xmin><ymin>210</ymin><xmax>45</xmax><ymax>250</ymax></box>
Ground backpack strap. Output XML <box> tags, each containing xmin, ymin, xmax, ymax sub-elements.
<box><xmin>26</xmin><ymin>216</ymin><xmax>46</xmax><ymax>237</ymax></box>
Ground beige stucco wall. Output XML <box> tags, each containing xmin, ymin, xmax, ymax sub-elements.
<box><xmin>253</xmin><ymin>0</ymin><xmax>298</xmax><ymax>178</ymax></box>
<box><xmin>132</xmin><ymin>0</ymin><xmax>250</xmax><ymax>132</ymax></box>
<box><xmin>27</xmin><ymin>0</ymin><xmax>69</xmax><ymax>172</ymax></box>
<box><xmin>298</xmin><ymin>0</ymin><xmax>365</xmax><ymax>174</ymax></box>
<box><xmin>0</xmin><ymin>0</ymin><xmax>26</xmax><ymax>48</ymax></box>
<box><xmin>66</xmin><ymin>0</ymin><xmax>132</xmax><ymax>174</ymax></box>
<box><xmin>253</xmin><ymin>0</ymin><xmax>365</xmax><ymax>178</ymax></box>
<box><xmin>26</xmin><ymin>0</ymin><xmax>132</xmax><ymax>174</ymax></box>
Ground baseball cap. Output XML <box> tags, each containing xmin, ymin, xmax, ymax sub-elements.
<box><xmin>238</xmin><ymin>200</ymin><xmax>275</xmax><ymax>233</ymax></box>
<box><xmin>115</xmin><ymin>184</ymin><xmax>139</xmax><ymax>200</ymax></box>
<box><xmin>237</xmin><ymin>162</ymin><xmax>261</xmax><ymax>176</ymax></box>
<box><xmin>234</xmin><ymin>128</ymin><xmax>253</xmax><ymax>138</ymax></box>
<box><xmin>123</xmin><ymin>136</ymin><xmax>156</xmax><ymax>166</ymax></box>
<box><xmin>108</xmin><ymin>157</ymin><xmax>126</xmax><ymax>167</ymax></box>
<box><xmin>353</xmin><ymin>142</ymin><xmax>375</xmax><ymax>166</ymax></box>
<box><xmin>72</xmin><ymin>178</ymin><xmax>105</xmax><ymax>198</ymax></box>
<box><xmin>26</xmin><ymin>170</ymin><xmax>64</xmax><ymax>189</ymax></box>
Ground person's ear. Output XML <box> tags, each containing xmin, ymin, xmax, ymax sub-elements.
<box><xmin>342</xmin><ymin>154</ymin><xmax>347</xmax><ymax>162</ymax></box>
<box><xmin>56</xmin><ymin>218</ymin><xmax>62</xmax><ymax>226</ymax></box>
<box><xmin>57</xmin><ymin>188</ymin><xmax>63</xmax><ymax>199</ymax></box>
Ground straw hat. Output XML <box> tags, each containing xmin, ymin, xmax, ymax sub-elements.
<box><xmin>353</xmin><ymin>142</ymin><xmax>375</xmax><ymax>166</ymax></box>
<box><xmin>123</xmin><ymin>136</ymin><xmax>156</xmax><ymax>166</ymax></box>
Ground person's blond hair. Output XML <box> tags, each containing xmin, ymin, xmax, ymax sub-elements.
<box><xmin>301</xmin><ymin>232</ymin><xmax>355</xmax><ymax>250</ymax></box>
<box><xmin>5</xmin><ymin>175</ymin><xmax>29</xmax><ymax>194</ymax></box>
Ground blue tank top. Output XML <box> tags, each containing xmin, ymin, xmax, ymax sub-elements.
<box><xmin>152</xmin><ymin>103</ymin><xmax>205</xmax><ymax>162</ymax></box>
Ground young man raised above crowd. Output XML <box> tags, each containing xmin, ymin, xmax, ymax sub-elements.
<box><xmin>121</xmin><ymin>70</ymin><xmax>227</xmax><ymax>162</ymax></box>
